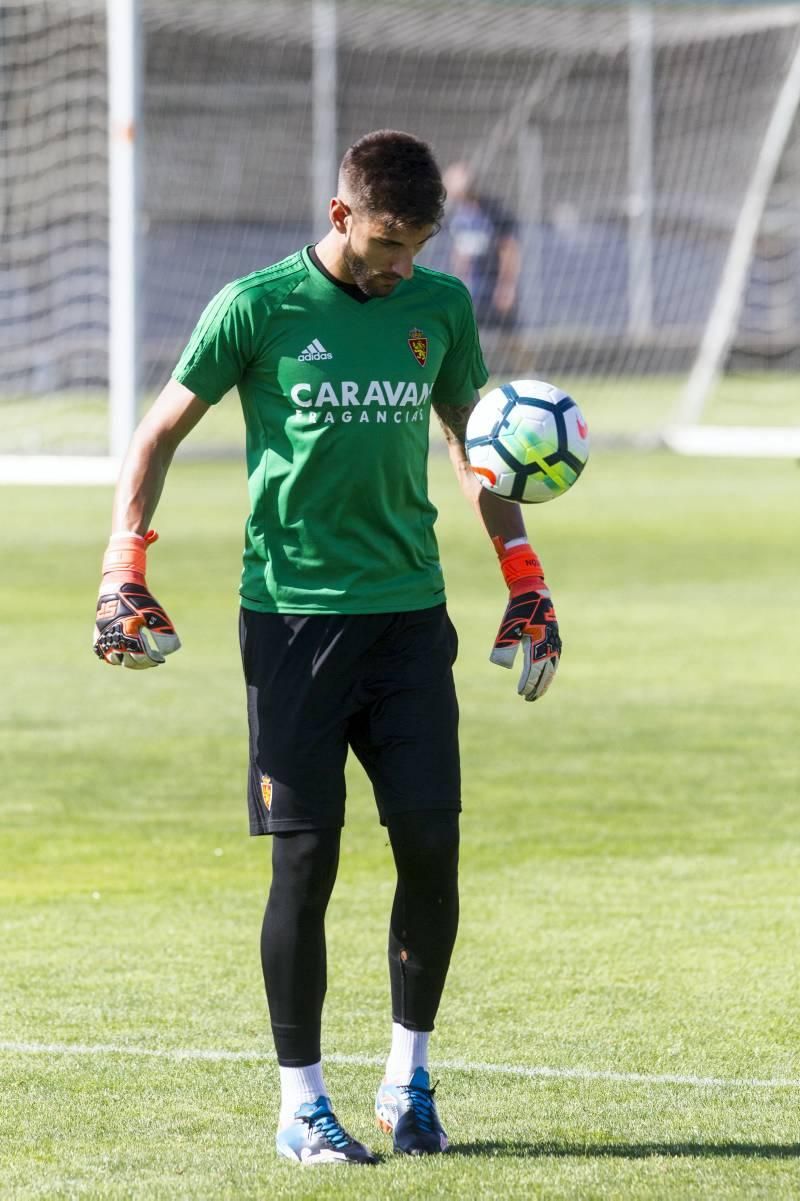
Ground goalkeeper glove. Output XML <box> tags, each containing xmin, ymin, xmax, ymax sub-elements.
<box><xmin>490</xmin><ymin>537</ymin><xmax>561</xmax><ymax>702</ymax></box>
<box><xmin>93</xmin><ymin>530</ymin><xmax>181</xmax><ymax>669</ymax></box>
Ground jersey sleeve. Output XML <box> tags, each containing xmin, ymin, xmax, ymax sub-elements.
<box><xmin>434</xmin><ymin>281</ymin><xmax>490</xmax><ymax>407</ymax></box>
<box><xmin>172</xmin><ymin>280</ymin><xmax>258</xmax><ymax>404</ymax></box>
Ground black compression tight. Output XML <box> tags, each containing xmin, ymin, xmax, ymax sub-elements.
<box><xmin>261</xmin><ymin>812</ymin><xmax>460</xmax><ymax>1066</ymax></box>
<box><xmin>386</xmin><ymin>810</ymin><xmax>460</xmax><ymax>1032</ymax></box>
<box><xmin>261</xmin><ymin>829</ymin><xmax>340</xmax><ymax>1068</ymax></box>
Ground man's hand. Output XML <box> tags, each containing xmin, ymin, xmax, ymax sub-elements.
<box><xmin>490</xmin><ymin>539</ymin><xmax>561</xmax><ymax>701</ymax></box>
<box><xmin>93</xmin><ymin>531</ymin><xmax>181</xmax><ymax>669</ymax></box>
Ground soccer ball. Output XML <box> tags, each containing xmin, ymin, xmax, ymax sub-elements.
<box><xmin>465</xmin><ymin>379</ymin><xmax>589</xmax><ymax>504</ymax></box>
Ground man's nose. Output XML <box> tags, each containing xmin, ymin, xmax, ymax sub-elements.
<box><xmin>391</xmin><ymin>253</ymin><xmax>414</xmax><ymax>280</ymax></box>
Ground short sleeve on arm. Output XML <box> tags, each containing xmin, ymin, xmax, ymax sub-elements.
<box><xmin>172</xmin><ymin>281</ymin><xmax>257</xmax><ymax>405</ymax></box>
<box><xmin>485</xmin><ymin>197</ymin><xmax>516</xmax><ymax>240</ymax></box>
<box><xmin>434</xmin><ymin>282</ymin><xmax>490</xmax><ymax>408</ymax></box>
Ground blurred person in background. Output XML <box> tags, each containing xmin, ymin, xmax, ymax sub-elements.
<box><xmin>443</xmin><ymin>160</ymin><xmax>521</xmax><ymax>330</ymax></box>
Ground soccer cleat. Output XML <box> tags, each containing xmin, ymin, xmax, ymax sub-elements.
<box><xmin>375</xmin><ymin>1066</ymin><xmax>449</xmax><ymax>1155</ymax></box>
<box><xmin>275</xmin><ymin>1096</ymin><xmax>379</xmax><ymax>1166</ymax></box>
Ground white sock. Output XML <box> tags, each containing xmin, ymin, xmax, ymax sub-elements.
<box><xmin>384</xmin><ymin>1022</ymin><xmax>431</xmax><ymax>1083</ymax></box>
<box><xmin>278</xmin><ymin>1061</ymin><xmax>328</xmax><ymax>1127</ymax></box>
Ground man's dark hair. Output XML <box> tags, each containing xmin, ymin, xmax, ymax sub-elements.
<box><xmin>339</xmin><ymin>130</ymin><xmax>445</xmax><ymax>229</ymax></box>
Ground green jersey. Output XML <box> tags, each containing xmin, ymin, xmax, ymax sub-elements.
<box><xmin>173</xmin><ymin>246</ymin><xmax>488</xmax><ymax>614</ymax></box>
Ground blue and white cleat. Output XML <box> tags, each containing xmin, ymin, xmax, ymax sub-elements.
<box><xmin>375</xmin><ymin>1066</ymin><xmax>449</xmax><ymax>1155</ymax></box>
<box><xmin>276</xmin><ymin>1095</ymin><xmax>378</xmax><ymax>1165</ymax></box>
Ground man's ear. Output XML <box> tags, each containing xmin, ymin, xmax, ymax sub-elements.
<box><xmin>329</xmin><ymin>196</ymin><xmax>351</xmax><ymax>235</ymax></box>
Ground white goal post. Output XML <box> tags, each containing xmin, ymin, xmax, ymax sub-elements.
<box><xmin>0</xmin><ymin>0</ymin><xmax>340</xmax><ymax>485</ymax></box>
<box><xmin>0</xmin><ymin>453</ymin><xmax>122</xmax><ymax>484</ymax></box>
<box><xmin>106</xmin><ymin>0</ymin><xmax>140</xmax><ymax>464</ymax></box>
<box><xmin>0</xmin><ymin>0</ymin><xmax>141</xmax><ymax>485</ymax></box>
<box><xmin>667</xmin><ymin>22</ymin><xmax>800</xmax><ymax>458</ymax></box>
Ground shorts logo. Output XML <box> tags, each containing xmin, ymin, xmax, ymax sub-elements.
<box><xmin>260</xmin><ymin>774</ymin><xmax>273</xmax><ymax>810</ymax></box>
<box><xmin>408</xmin><ymin>328</ymin><xmax>428</xmax><ymax>367</ymax></box>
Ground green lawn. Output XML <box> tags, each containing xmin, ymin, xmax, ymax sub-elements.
<box><xmin>2</xmin><ymin>446</ymin><xmax>799</xmax><ymax>1198</ymax></box>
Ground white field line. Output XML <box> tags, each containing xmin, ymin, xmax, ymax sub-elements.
<box><xmin>1</xmin><ymin>1040</ymin><xmax>799</xmax><ymax>1090</ymax></box>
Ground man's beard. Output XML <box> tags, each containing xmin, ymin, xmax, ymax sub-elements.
<box><xmin>342</xmin><ymin>239</ymin><xmax>401</xmax><ymax>297</ymax></box>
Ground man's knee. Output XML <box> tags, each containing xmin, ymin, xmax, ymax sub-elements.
<box><xmin>269</xmin><ymin>828</ymin><xmax>341</xmax><ymax>908</ymax></box>
<box><xmin>386</xmin><ymin>811</ymin><xmax>460</xmax><ymax>885</ymax></box>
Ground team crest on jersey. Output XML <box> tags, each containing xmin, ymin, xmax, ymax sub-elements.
<box><xmin>408</xmin><ymin>328</ymin><xmax>428</xmax><ymax>367</ymax></box>
<box><xmin>260</xmin><ymin>774</ymin><xmax>273</xmax><ymax>811</ymax></box>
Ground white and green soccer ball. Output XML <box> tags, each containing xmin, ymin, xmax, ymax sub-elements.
<box><xmin>465</xmin><ymin>379</ymin><xmax>590</xmax><ymax>504</ymax></box>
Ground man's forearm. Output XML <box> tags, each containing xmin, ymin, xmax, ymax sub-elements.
<box><xmin>109</xmin><ymin>380</ymin><xmax>210</xmax><ymax>534</ymax></box>
<box><xmin>111</xmin><ymin>425</ymin><xmax>178</xmax><ymax>534</ymax></box>
<box><xmin>449</xmin><ymin>441</ymin><xmax>527</xmax><ymax>545</ymax></box>
<box><xmin>497</xmin><ymin>236</ymin><xmax>520</xmax><ymax>293</ymax></box>
<box><xmin>435</xmin><ymin>399</ymin><xmax>527</xmax><ymax>546</ymax></box>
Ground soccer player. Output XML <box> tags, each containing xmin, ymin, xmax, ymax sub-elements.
<box><xmin>93</xmin><ymin>130</ymin><xmax>561</xmax><ymax>1165</ymax></box>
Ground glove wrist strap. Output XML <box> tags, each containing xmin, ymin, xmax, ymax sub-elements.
<box><xmin>101</xmin><ymin>529</ymin><xmax>158</xmax><ymax>582</ymax></box>
<box><xmin>492</xmin><ymin>537</ymin><xmax>545</xmax><ymax>590</ymax></box>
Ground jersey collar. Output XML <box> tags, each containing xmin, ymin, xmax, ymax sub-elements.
<box><xmin>306</xmin><ymin>244</ymin><xmax>373</xmax><ymax>304</ymax></box>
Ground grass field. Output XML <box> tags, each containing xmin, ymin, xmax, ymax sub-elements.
<box><xmin>2</xmin><ymin>438</ymin><xmax>800</xmax><ymax>1198</ymax></box>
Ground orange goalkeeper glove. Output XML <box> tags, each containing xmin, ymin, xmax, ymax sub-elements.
<box><xmin>93</xmin><ymin>530</ymin><xmax>181</xmax><ymax>669</ymax></box>
<box><xmin>490</xmin><ymin>538</ymin><xmax>561</xmax><ymax>702</ymax></box>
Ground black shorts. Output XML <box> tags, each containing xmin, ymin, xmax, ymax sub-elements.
<box><xmin>239</xmin><ymin>604</ymin><xmax>460</xmax><ymax>835</ymax></box>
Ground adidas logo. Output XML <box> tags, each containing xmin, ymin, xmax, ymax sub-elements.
<box><xmin>298</xmin><ymin>339</ymin><xmax>333</xmax><ymax>362</ymax></box>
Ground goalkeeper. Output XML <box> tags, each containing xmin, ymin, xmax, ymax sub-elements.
<box><xmin>94</xmin><ymin>129</ymin><xmax>561</xmax><ymax>1165</ymax></box>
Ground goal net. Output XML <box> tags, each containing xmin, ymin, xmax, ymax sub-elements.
<box><xmin>2</xmin><ymin>0</ymin><xmax>800</xmax><ymax>480</ymax></box>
